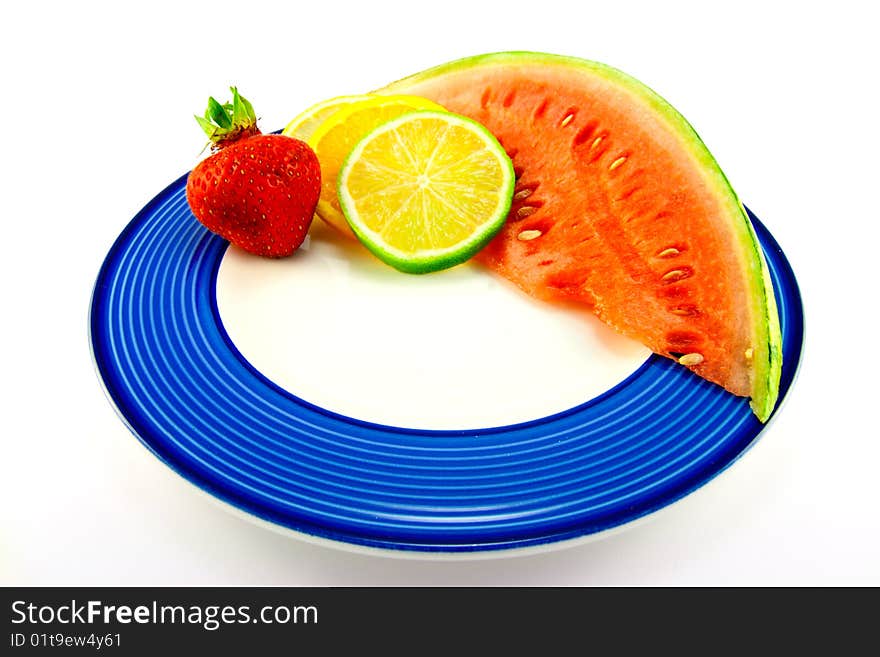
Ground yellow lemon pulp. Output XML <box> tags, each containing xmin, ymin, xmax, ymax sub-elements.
<box><xmin>307</xmin><ymin>95</ymin><xmax>445</xmax><ymax>237</ymax></box>
<box><xmin>337</xmin><ymin>110</ymin><xmax>514</xmax><ymax>274</ymax></box>
<box><xmin>282</xmin><ymin>94</ymin><xmax>372</xmax><ymax>143</ymax></box>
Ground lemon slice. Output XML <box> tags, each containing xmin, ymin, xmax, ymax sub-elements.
<box><xmin>307</xmin><ymin>95</ymin><xmax>444</xmax><ymax>237</ymax></box>
<box><xmin>337</xmin><ymin>110</ymin><xmax>515</xmax><ymax>274</ymax></box>
<box><xmin>281</xmin><ymin>94</ymin><xmax>372</xmax><ymax>143</ymax></box>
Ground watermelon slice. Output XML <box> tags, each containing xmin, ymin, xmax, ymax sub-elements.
<box><xmin>380</xmin><ymin>52</ymin><xmax>782</xmax><ymax>421</ymax></box>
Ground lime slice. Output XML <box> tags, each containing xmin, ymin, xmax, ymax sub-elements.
<box><xmin>307</xmin><ymin>94</ymin><xmax>445</xmax><ymax>237</ymax></box>
<box><xmin>281</xmin><ymin>94</ymin><xmax>372</xmax><ymax>143</ymax></box>
<box><xmin>337</xmin><ymin>110</ymin><xmax>515</xmax><ymax>274</ymax></box>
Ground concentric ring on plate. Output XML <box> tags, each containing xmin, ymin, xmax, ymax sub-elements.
<box><xmin>90</xmin><ymin>173</ymin><xmax>804</xmax><ymax>552</ymax></box>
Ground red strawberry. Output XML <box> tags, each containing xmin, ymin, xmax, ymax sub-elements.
<box><xmin>185</xmin><ymin>87</ymin><xmax>321</xmax><ymax>258</ymax></box>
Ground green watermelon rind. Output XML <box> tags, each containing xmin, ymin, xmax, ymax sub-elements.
<box><xmin>380</xmin><ymin>51</ymin><xmax>782</xmax><ymax>421</ymax></box>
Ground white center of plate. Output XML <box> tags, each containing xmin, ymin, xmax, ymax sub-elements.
<box><xmin>215</xmin><ymin>223</ymin><xmax>650</xmax><ymax>430</ymax></box>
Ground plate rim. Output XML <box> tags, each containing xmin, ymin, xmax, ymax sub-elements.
<box><xmin>89</xmin><ymin>174</ymin><xmax>805</xmax><ymax>554</ymax></box>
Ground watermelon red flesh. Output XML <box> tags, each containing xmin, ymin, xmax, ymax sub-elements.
<box><xmin>381</xmin><ymin>52</ymin><xmax>782</xmax><ymax>421</ymax></box>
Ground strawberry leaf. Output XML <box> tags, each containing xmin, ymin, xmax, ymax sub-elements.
<box><xmin>195</xmin><ymin>88</ymin><xmax>260</xmax><ymax>149</ymax></box>
<box><xmin>207</xmin><ymin>97</ymin><xmax>232</xmax><ymax>129</ymax></box>
<box><xmin>194</xmin><ymin>114</ymin><xmax>218</xmax><ymax>139</ymax></box>
<box><xmin>240</xmin><ymin>95</ymin><xmax>256</xmax><ymax>122</ymax></box>
<box><xmin>231</xmin><ymin>87</ymin><xmax>247</xmax><ymax>125</ymax></box>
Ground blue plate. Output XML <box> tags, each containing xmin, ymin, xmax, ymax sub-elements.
<box><xmin>90</xmin><ymin>173</ymin><xmax>804</xmax><ymax>553</ymax></box>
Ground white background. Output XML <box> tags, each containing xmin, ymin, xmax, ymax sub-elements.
<box><xmin>2</xmin><ymin>0</ymin><xmax>878</xmax><ymax>585</ymax></box>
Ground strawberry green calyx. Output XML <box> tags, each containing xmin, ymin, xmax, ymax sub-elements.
<box><xmin>195</xmin><ymin>87</ymin><xmax>261</xmax><ymax>150</ymax></box>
